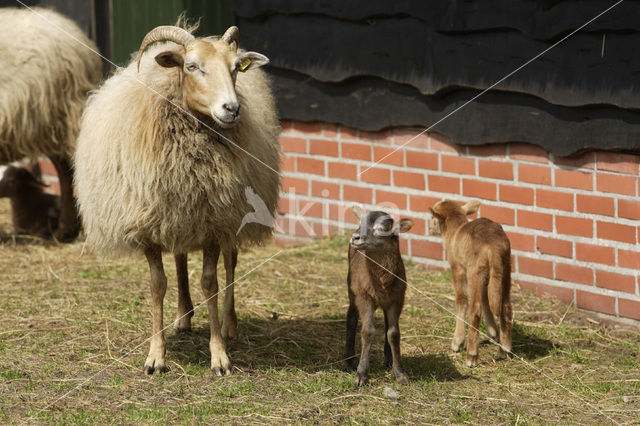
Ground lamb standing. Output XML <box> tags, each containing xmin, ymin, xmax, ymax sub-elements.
<box><xmin>0</xmin><ymin>7</ymin><xmax>102</xmax><ymax>241</ymax></box>
<box><xmin>344</xmin><ymin>205</ymin><xmax>414</xmax><ymax>386</ymax></box>
<box><xmin>74</xmin><ymin>24</ymin><xmax>281</xmax><ymax>375</ymax></box>
<box><xmin>428</xmin><ymin>200</ymin><xmax>513</xmax><ymax>367</ymax></box>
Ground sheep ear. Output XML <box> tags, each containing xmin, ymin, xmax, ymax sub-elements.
<box><xmin>428</xmin><ymin>207</ymin><xmax>442</xmax><ymax>220</ymax></box>
<box><xmin>351</xmin><ymin>204</ymin><xmax>365</xmax><ymax>220</ymax></box>
<box><xmin>394</xmin><ymin>218</ymin><xmax>414</xmax><ymax>234</ymax></box>
<box><xmin>462</xmin><ymin>200</ymin><xmax>480</xmax><ymax>215</ymax></box>
<box><xmin>237</xmin><ymin>52</ymin><xmax>269</xmax><ymax>72</ymax></box>
<box><xmin>155</xmin><ymin>50</ymin><xmax>184</xmax><ymax>68</ymax></box>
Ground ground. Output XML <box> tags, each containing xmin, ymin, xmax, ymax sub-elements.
<box><xmin>0</xmin><ymin>199</ymin><xmax>638</xmax><ymax>424</ymax></box>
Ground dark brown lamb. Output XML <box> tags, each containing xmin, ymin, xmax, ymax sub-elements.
<box><xmin>344</xmin><ymin>205</ymin><xmax>414</xmax><ymax>386</ymax></box>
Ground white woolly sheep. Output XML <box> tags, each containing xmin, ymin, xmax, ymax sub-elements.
<box><xmin>0</xmin><ymin>7</ymin><xmax>102</xmax><ymax>241</ymax></box>
<box><xmin>74</xmin><ymin>23</ymin><xmax>281</xmax><ymax>375</ymax></box>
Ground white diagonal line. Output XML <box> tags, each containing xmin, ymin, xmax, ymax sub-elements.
<box><xmin>359</xmin><ymin>0</ymin><xmax>624</xmax><ymax>176</ymax></box>
<box><xmin>355</xmin><ymin>249</ymin><xmax>621</xmax><ymax>425</ymax></box>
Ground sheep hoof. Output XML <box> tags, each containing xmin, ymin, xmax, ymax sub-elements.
<box><xmin>451</xmin><ymin>339</ymin><xmax>465</xmax><ymax>353</ymax></box>
<box><xmin>211</xmin><ymin>365</ymin><xmax>232</xmax><ymax>377</ymax></box>
<box><xmin>54</xmin><ymin>226</ymin><xmax>79</xmax><ymax>243</ymax></box>
<box><xmin>343</xmin><ymin>358</ymin><xmax>357</xmax><ymax>372</ymax></box>
<box><xmin>143</xmin><ymin>361</ymin><xmax>167</xmax><ymax>375</ymax></box>
<box><xmin>395</xmin><ymin>372</ymin><xmax>409</xmax><ymax>385</ymax></box>
<box><xmin>465</xmin><ymin>354</ymin><xmax>478</xmax><ymax>368</ymax></box>
<box><xmin>210</xmin><ymin>351</ymin><xmax>232</xmax><ymax>376</ymax></box>
<box><xmin>354</xmin><ymin>372</ymin><xmax>368</xmax><ymax>387</ymax></box>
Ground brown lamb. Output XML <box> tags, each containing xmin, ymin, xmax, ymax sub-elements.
<box><xmin>344</xmin><ymin>205</ymin><xmax>414</xmax><ymax>386</ymax></box>
<box><xmin>428</xmin><ymin>199</ymin><xmax>512</xmax><ymax>367</ymax></box>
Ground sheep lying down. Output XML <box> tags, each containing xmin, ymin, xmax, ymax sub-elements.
<box><xmin>74</xmin><ymin>24</ymin><xmax>281</xmax><ymax>375</ymax></box>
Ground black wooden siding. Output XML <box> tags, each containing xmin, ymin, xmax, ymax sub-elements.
<box><xmin>236</xmin><ymin>0</ymin><xmax>640</xmax><ymax>155</ymax></box>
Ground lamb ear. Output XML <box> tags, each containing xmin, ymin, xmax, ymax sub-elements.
<box><xmin>351</xmin><ymin>204</ymin><xmax>365</xmax><ymax>220</ymax></box>
<box><xmin>237</xmin><ymin>51</ymin><xmax>269</xmax><ymax>72</ymax></box>
<box><xmin>428</xmin><ymin>207</ymin><xmax>442</xmax><ymax>219</ymax></box>
<box><xmin>394</xmin><ymin>218</ymin><xmax>414</xmax><ymax>234</ymax></box>
<box><xmin>462</xmin><ymin>200</ymin><xmax>480</xmax><ymax>215</ymax></box>
<box><xmin>155</xmin><ymin>50</ymin><xmax>183</xmax><ymax>68</ymax></box>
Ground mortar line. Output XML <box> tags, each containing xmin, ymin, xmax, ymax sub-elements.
<box><xmin>359</xmin><ymin>0</ymin><xmax>624</xmax><ymax>177</ymax></box>
<box><xmin>355</xmin><ymin>250</ymin><xmax>621</xmax><ymax>425</ymax></box>
<box><xmin>24</xmin><ymin>250</ymin><xmax>283</xmax><ymax>423</ymax></box>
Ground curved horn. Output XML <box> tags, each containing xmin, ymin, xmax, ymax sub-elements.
<box><xmin>137</xmin><ymin>26</ymin><xmax>195</xmax><ymax>72</ymax></box>
<box><xmin>221</xmin><ymin>26</ymin><xmax>239</xmax><ymax>49</ymax></box>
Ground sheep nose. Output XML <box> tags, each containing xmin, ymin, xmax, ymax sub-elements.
<box><xmin>351</xmin><ymin>233</ymin><xmax>361</xmax><ymax>244</ymax></box>
<box><xmin>223</xmin><ymin>102</ymin><xmax>240</xmax><ymax>118</ymax></box>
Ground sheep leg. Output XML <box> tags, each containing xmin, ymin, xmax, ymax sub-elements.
<box><xmin>385</xmin><ymin>304</ymin><xmax>408</xmax><ymax>384</ymax></box>
<box><xmin>383</xmin><ymin>311</ymin><xmax>392</xmax><ymax>369</ymax></box>
<box><xmin>482</xmin><ymin>284</ymin><xmax>498</xmax><ymax>340</ymax></box>
<box><xmin>143</xmin><ymin>245</ymin><xmax>168</xmax><ymax>375</ymax></box>
<box><xmin>201</xmin><ymin>243</ymin><xmax>231</xmax><ymax>376</ymax></box>
<box><xmin>451</xmin><ymin>266</ymin><xmax>467</xmax><ymax>352</ymax></box>
<box><xmin>466</xmin><ymin>273</ymin><xmax>483</xmax><ymax>368</ymax></box>
<box><xmin>354</xmin><ymin>301</ymin><xmax>375</xmax><ymax>386</ymax></box>
<box><xmin>343</xmin><ymin>290</ymin><xmax>358</xmax><ymax>371</ymax></box>
<box><xmin>174</xmin><ymin>253</ymin><xmax>193</xmax><ymax>332</ymax></box>
<box><xmin>49</xmin><ymin>155</ymin><xmax>79</xmax><ymax>242</ymax></box>
<box><xmin>221</xmin><ymin>248</ymin><xmax>238</xmax><ymax>339</ymax></box>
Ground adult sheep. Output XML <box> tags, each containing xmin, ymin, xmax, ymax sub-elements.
<box><xmin>0</xmin><ymin>7</ymin><xmax>102</xmax><ymax>241</ymax></box>
<box><xmin>74</xmin><ymin>24</ymin><xmax>281</xmax><ymax>375</ymax></box>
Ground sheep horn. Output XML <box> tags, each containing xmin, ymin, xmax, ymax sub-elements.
<box><xmin>137</xmin><ymin>26</ymin><xmax>195</xmax><ymax>72</ymax></box>
<box><xmin>221</xmin><ymin>26</ymin><xmax>239</xmax><ymax>49</ymax></box>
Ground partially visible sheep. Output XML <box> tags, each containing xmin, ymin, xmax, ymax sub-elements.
<box><xmin>0</xmin><ymin>7</ymin><xmax>102</xmax><ymax>241</ymax></box>
<box><xmin>74</xmin><ymin>24</ymin><xmax>281</xmax><ymax>375</ymax></box>
<box><xmin>0</xmin><ymin>166</ymin><xmax>60</xmax><ymax>238</ymax></box>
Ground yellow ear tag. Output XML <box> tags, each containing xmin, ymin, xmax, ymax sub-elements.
<box><xmin>239</xmin><ymin>58</ymin><xmax>251</xmax><ymax>72</ymax></box>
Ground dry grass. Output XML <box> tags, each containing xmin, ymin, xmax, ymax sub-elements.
<box><xmin>0</xmin><ymin>198</ymin><xmax>638</xmax><ymax>424</ymax></box>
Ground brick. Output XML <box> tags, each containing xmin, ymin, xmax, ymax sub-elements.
<box><xmin>536</xmin><ymin>189</ymin><xmax>573</xmax><ymax>211</ymax></box>
<box><xmin>619</xmin><ymin>298</ymin><xmax>640</xmax><ymax>321</ymax></box>
<box><xmin>297</xmin><ymin>157</ymin><xmax>325</xmax><ymax>176</ymax></box>
<box><xmin>619</xmin><ymin>249</ymin><xmax>640</xmax><ymax>269</ymax></box>
<box><xmin>618</xmin><ymin>199</ymin><xmax>640</xmax><ymax>220</ymax></box>
<box><xmin>576</xmin><ymin>194</ymin><xmax>615</xmax><ymax>216</ymax></box>
<box><xmin>328</xmin><ymin>162</ymin><xmax>357</xmax><ymax>181</ymax></box>
<box><xmin>359</xmin><ymin>129</ymin><xmax>392</xmax><ymax>144</ymax></box>
<box><xmin>576</xmin><ymin>291</ymin><xmax>616</xmax><ymax>316</ymax></box>
<box><xmin>555</xmin><ymin>168</ymin><xmax>592</xmax><ymax>190</ymax></box>
<box><xmin>410</xmin><ymin>194</ymin><xmax>441</xmax><ymax>212</ymax></box>
<box><xmin>536</xmin><ymin>282</ymin><xmax>574</xmax><ymax>304</ymax></box>
<box><xmin>280</xmin><ymin>155</ymin><xmax>295</xmax><ymax>172</ymax></box>
<box><xmin>505</xmin><ymin>231</ymin><xmax>534</xmax><ymax>252</ymax></box>
<box><xmin>311</xmin><ymin>181</ymin><xmax>340</xmax><ymax>199</ymax></box>
<box><xmin>596</xmin><ymin>152</ymin><xmax>640</xmax><ymax>175</ymax></box>
<box><xmin>468</xmin><ymin>144</ymin><xmax>507</xmax><ymax>158</ymax></box>
<box><xmin>393</xmin><ymin>129</ymin><xmax>428</xmax><ymax>149</ymax></box>
<box><xmin>406</xmin><ymin>151</ymin><xmax>438</xmax><ymax>170</ymax></box>
<box><xmin>596</xmin><ymin>270</ymin><xmax>636</xmax><ymax>293</ymax></box>
<box><xmin>399</xmin><ymin>238</ymin><xmax>409</xmax><ymax>255</ymax></box>
<box><xmin>556</xmin><ymin>263</ymin><xmax>593</xmax><ymax>285</ymax></box>
<box><xmin>44</xmin><ymin>180</ymin><xmax>61</xmax><ymax>195</ymax></box>
<box><xmin>277</xmin><ymin>197</ymin><xmax>294</xmax><ymax>215</ymax></box>
<box><xmin>280</xmin><ymin>120</ymin><xmax>293</xmax><ymax>132</ymax></box>
<box><xmin>499</xmin><ymin>184</ymin><xmax>534</xmax><ymax>205</ymax></box>
<box><xmin>555</xmin><ymin>216</ymin><xmax>592</xmax><ymax>238</ymax></box>
<box><xmin>329</xmin><ymin>203</ymin><xmax>356</xmax><ymax>224</ymax></box>
<box><xmin>361</xmin><ymin>167</ymin><xmax>391</xmax><ymax>185</ymax></box>
<box><xmin>394</xmin><ymin>170</ymin><xmax>425</xmax><ymax>189</ymax></box>
<box><xmin>411</xmin><ymin>239</ymin><xmax>443</xmax><ymax>259</ymax></box>
<box><xmin>299</xmin><ymin>201</ymin><xmax>324</xmax><ymax>219</ymax></box>
<box><xmin>518</xmin><ymin>256</ymin><xmax>553</xmax><ymax>279</ymax></box>
<box><xmin>373</xmin><ymin>146</ymin><xmax>404</xmax><ymax>166</ymax></box>
<box><xmin>537</xmin><ymin>236</ymin><xmax>572</xmax><ymax>258</ymax></box>
<box><xmin>39</xmin><ymin>160</ymin><xmax>57</xmax><ymax>176</ymax></box>
<box><xmin>294</xmin><ymin>121</ymin><xmax>323</xmax><ymax>134</ymax></box>
<box><xmin>510</xmin><ymin>143</ymin><xmax>549</xmax><ymax>163</ymax></box>
<box><xmin>343</xmin><ymin>185</ymin><xmax>373</xmax><ymax>204</ymax></box>
<box><xmin>478</xmin><ymin>160</ymin><xmax>513</xmax><ymax>180</ymax></box>
<box><xmin>429</xmin><ymin>175</ymin><xmax>460</xmax><ymax>194</ymax></box>
<box><xmin>517</xmin><ymin>280</ymin><xmax>537</xmax><ymax>293</ymax></box>
<box><xmin>375</xmin><ymin>190</ymin><xmax>406</xmax><ymax>210</ymax></box>
<box><xmin>597</xmin><ymin>221</ymin><xmax>636</xmax><ymax>244</ymax></box>
<box><xmin>430</xmin><ymin>132</ymin><xmax>462</xmax><ymax>153</ymax></box>
<box><xmin>340</xmin><ymin>126</ymin><xmax>358</xmax><ymax>140</ymax></box>
<box><xmin>407</xmin><ymin>217</ymin><xmax>426</xmax><ymax>236</ymax></box>
<box><xmin>442</xmin><ymin>155</ymin><xmax>476</xmax><ymax>175</ymax></box>
<box><xmin>342</xmin><ymin>142</ymin><xmax>371</xmax><ymax>161</ymax></box>
<box><xmin>480</xmin><ymin>204</ymin><xmax>514</xmax><ymax>225</ymax></box>
<box><xmin>281</xmin><ymin>177</ymin><xmax>308</xmax><ymax>195</ymax></box>
<box><xmin>597</xmin><ymin>173</ymin><xmax>637</xmax><ymax>196</ymax></box>
<box><xmin>576</xmin><ymin>243</ymin><xmax>615</xmax><ymax>266</ymax></box>
<box><xmin>517</xmin><ymin>210</ymin><xmax>553</xmax><ymax>231</ymax></box>
<box><xmin>321</xmin><ymin>123</ymin><xmax>338</xmax><ymax>138</ymax></box>
<box><xmin>280</xmin><ymin>136</ymin><xmax>306</xmax><ymax>154</ymax></box>
<box><xmin>309</xmin><ymin>139</ymin><xmax>338</xmax><ymax>157</ymax></box>
<box><xmin>462</xmin><ymin>179</ymin><xmax>497</xmax><ymax>200</ymax></box>
<box><xmin>519</xmin><ymin>164</ymin><xmax>551</xmax><ymax>185</ymax></box>
<box><xmin>555</xmin><ymin>152</ymin><xmax>595</xmax><ymax>169</ymax></box>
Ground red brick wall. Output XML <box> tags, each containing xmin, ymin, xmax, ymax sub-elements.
<box><xmin>38</xmin><ymin>122</ymin><xmax>640</xmax><ymax>322</ymax></box>
<box><xmin>275</xmin><ymin>120</ymin><xmax>640</xmax><ymax>323</ymax></box>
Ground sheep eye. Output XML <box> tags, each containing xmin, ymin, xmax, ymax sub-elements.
<box><xmin>185</xmin><ymin>64</ymin><xmax>198</xmax><ymax>72</ymax></box>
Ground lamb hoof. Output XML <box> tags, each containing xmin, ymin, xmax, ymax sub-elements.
<box><xmin>54</xmin><ymin>227</ymin><xmax>79</xmax><ymax>243</ymax></box>
<box><xmin>174</xmin><ymin>326</ymin><xmax>191</xmax><ymax>334</ymax></box>
<box><xmin>210</xmin><ymin>353</ymin><xmax>232</xmax><ymax>376</ymax></box>
<box><xmin>143</xmin><ymin>362</ymin><xmax>168</xmax><ymax>375</ymax></box>
<box><xmin>354</xmin><ymin>372</ymin><xmax>368</xmax><ymax>387</ymax></box>
<box><xmin>395</xmin><ymin>372</ymin><xmax>409</xmax><ymax>385</ymax></box>
<box><xmin>466</xmin><ymin>354</ymin><xmax>478</xmax><ymax>368</ymax></box>
<box><xmin>451</xmin><ymin>340</ymin><xmax>465</xmax><ymax>353</ymax></box>
<box><xmin>174</xmin><ymin>316</ymin><xmax>192</xmax><ymax>333</ymax></box>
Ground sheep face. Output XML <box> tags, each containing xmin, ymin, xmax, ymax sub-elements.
<box><xmin>0</xmin><ymin>166</ymin><xmax>45</xmax><ymax>198</ymax></box>
<box><xmin>428</xmin><ymin>200</ymin><xmax>480</xmax><ymax>236</ymax></box>
<box><xmin>153</xmin><ymin>30</ymin><xmax>269</xmax><ymax>128</ymax></box>
<box><xmin>350</xmin><ymin>205</ymin><xmax>414</xmax><ymax>252</ymax></box>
